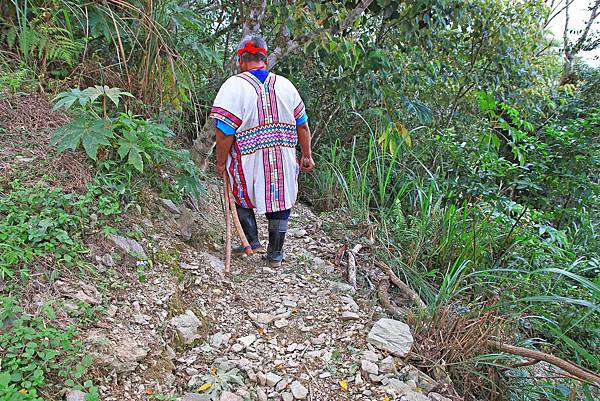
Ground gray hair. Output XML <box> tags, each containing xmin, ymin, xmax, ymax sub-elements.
<box><xmin>237</xmin><ymin>33</ymin><xmax>268</xmax><ymax>62</ymax></box>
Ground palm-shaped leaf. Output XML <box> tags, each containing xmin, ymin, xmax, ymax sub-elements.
<box><xmin>51</xmin><ymin>117</ymin><xmax>113</xmax><ymax>160</ymax></box>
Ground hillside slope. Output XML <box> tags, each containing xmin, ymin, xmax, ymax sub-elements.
<box><xmin>0</xmin><ymin>92</ymin><xmax>451</xmax><ymax>401</ymax></box>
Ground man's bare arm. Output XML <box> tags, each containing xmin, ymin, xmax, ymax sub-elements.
<box><xmin>216</xmin><ymin>127</ymin><xmax>235</xmax><ymax>176</ymax></box>
<box><xmin>297</xmin><ymin>122</ymin><xmax>315</xmax><ymax>172</ymax></box>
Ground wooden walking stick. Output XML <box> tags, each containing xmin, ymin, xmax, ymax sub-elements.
<box><xmin>223</xmin><ymin>173</ymin><xmax>253</xmax><ymax>272</ymax></box>
<box><xmin>223</xmin><ymin>174</ymin><xmax>232</xmax><ymax>273</ymax></box>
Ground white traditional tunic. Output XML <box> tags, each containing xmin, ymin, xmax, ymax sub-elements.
<box><xmin>210</xmin><ymin>71</ymin><xmax>307</xmax><ymax>214</ymax></box>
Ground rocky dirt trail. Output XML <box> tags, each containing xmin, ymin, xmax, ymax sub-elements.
<box><xmin>59</xmin><ymin>182</ymin><xmax>451</xmax><ymax>401</ymax></box>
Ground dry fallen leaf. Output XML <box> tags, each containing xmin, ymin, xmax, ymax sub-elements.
<box><xmin>145</xmin><ymin>388</ymin><xmax>154</xmax><ymax>395</ymax></box>
<box><xmin>197</xmin><ymin>383</ymin><xmax>212</xmax><ymax>392</ymax></box>
<box><xmin>210</xmin><ymin>367</ymin><xmax>217</xmax><ymax>375</ymax></box>
<box><xmin>339</xmin><ymin>379</ymin><xmax>348</xmax><ymax>391</ymax></box>
<box><xmin>19</xmin><ymin>389</ymin><xmax>28</xmax><ymax>394</ymax></box>
<box><xmin>384</xmin><ymin>396</ymin><xmax>390</xmax><ymax>401</ymax></box>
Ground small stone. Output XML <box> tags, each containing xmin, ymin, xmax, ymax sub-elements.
<box><xmin>429</xmin><ymin>393</ymin><xmax>452</xmax><ymax>401</ymax></box>
<box><xmin>341</xmin><ymin>311</ymin><xmax>360</xmax><ymax>320</ymax></box>
<box><xmin>362</xmin><ymin>350</ymin><xmax>381</xmax><ymax>362</ymax></box>
<box><xmin>66</xmin><ymin>389</ymin><xmax>87</xmax><ymax>401</ymax></box>
<box><xmin>288</xmin><ymin>228</ymin><xmax>307</xmax><ymax>237</ymax></box>
<box><xmin>361</xmin><ymin>360</ymin><xmax>379</xmax><ymax>375</ymax></box>
<box><xmin>133</xmin><ymin>313</ymin><xmax>148</xmax><ymax>325</ymax></box>
<box><xmin>160</xmin><ymin>198</ymin><xmax>181</xmax><ymax>214</ymax></box>
<box><xmin>101</xmin><ymin>253</ymin><xmax>115</xmax><ymax>267</ymax></box>
<box><xmin>211</xmin><ymin>332</ymin><xmax>231</xmax><ymax>348</ymax></box>
<box><xmin>282</xmin><ymin>300</ymin><xmax>297</xmax><ymax>308</ymax></box>
<box><xmin>311</xmin><ymin>334</ymin><xmax>327</xmax><ymax>345</ymax></box>
<box><xmin>108</xmin><ymin>234</ymin><xmax>147</xmax><ymax>258</ymax></box>
<box><xmin>354</xmin><ymin>371</ymin><xmax>364</xmax><ymax>386</ymax></box>
<box><xmin>256</xmin><ymin>313</ymin><xmax>275</xmax><ymax>325</ymax></box>
<box><xmin>238</xmin><ymin>334</ymin><xmax>257</xmax><ymax>348</ymax></box>
<box><xmin>106</xmin><ymin>304</ymin><xmax>118</xmax><ymax>317</ymax></box>
<box><xmin>282</xmin><ymin>392</ymin><xmax>294</xmax><ymax>401</ymax></box>
<box><xmin>256</xmin><ymin>387</ymin><xmax>268</xmax><ymax>401</ymax></box>
<box><xmin>369</xmin><ymin>374</ymin><xmax>382</xmax><ymax>382</ymax></box>
<box><xmin>402</xmin><ymin>391</ymin><xmax>429</xmax><ymax>401</ymax></box>
<box><xmin>257</xmin><ymin>371</ymin><xmax>267</xmax><ymax>386</ymax></box>
<box><xmin>201</xmin><ymin>252</ymin><xmax>225</xmax><ymax>275</ymax></box>
<box><xmin>325</xmin><ymin>280</ymin><xmax>356</xmax><ymax>294</ymax></box>
<box><xmin>379</xmin><ymin>356</ymin><xmax>396</xmax><ymax>373</ymax></box>
<box><xmin>231</xmin><ymin>343</ymin><xmax>244</xmax><ymax>352</ymax></box>
<box><xmin>274</xmin><ymin>319</ymin><xmax>289</xmax><ymax>329</ymax></box>
<box><xmin>266</xmin><ymin>372</ymin><xmax>282</xmax><ymax>387</ymax></box>
<box><xmin>367</xmin><ymin>318</ymin><xmax>414</xmax><ymax>357</ymax></box>
<box><xmin>165</xmin><ymin>345</ymin><xmax>176</xmax><ymax>359</ymax></box>
<box><xmin>276</xmin><ymin>378</ymin><xmax>289</xmax><ymax>392</ymax></box>
<box><xmin>170</xmin><ymin>310</ymin><xmax>202</xmax><ymax>344</ymax></box>
<box><xmin>219</xmin><ymin>391</ymin><xmax>243</xmax><ymax>401</ymax></box>
<box><xmin>186</xmin><ymin>367</ymin><xmax>199</xmax><ymax>376</ymax></box>
<box><xmin>181</xmin><ymin>393</ymin><xmax>210</xmax><ymax>401</ymax></box>
<box><xmin>56</xmin><ymin>280</ymin><xmax>102</xmax><ymax>305</ymax></box>
<box><xmin>385</xmin><ymin>378</ymin><xmax>416</xmax><ymax>394</ymax></box>
<box><xmin>178</xmin><ymin>208</ymin><xmax>194</xmax><ymax>240</ymax></box>
<box><xmin>319</xmin><ymin>372</ymin><xmax>331</xmax><ymax>379</ymax></box>
<box><xmin>290</xmin><ymin>381</ymin><xmax>309</xmax><ymax>399</ymax></box>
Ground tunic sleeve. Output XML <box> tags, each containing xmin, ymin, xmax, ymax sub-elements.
<box><xmin>210</xmin><ymin>77</ymin><xmax>243</xmax><ymax>130</ymax></box>
<box><xmin>291</xmin><ymin>85</ymin><xmax>307</xmax><ymax>122</ymax></box>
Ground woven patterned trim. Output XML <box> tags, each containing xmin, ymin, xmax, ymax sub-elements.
<box><xmin>237</xmin><ymin>123</ymin><xmax>297</xmax><ymax>155</ymax></box>
<box><xmin>210</xmin><ymin>106</ymin><xmax>242</xmax><ymax>129</ymax></box>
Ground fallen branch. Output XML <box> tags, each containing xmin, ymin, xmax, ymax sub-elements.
<box><xmin>510</xmin><ymin>358</ymin><xmax>540</xmax><ymax>369</ymax></box>
<box><xmin>487</xmin><ymin>340</ymin><xmax>600</xmax><ymax>386</ymax></box>
<box><xmin>335</xmin><ymin>244</ymin><xmax>347</xmax><ymax>267</ymax></box>
<box><xmin>377</xmin><ymin>278</ymin><xmax>407</xmax><ymax>319</ymax></box>
<box><xmin>375</xmin><ymin>260</ymin><xmax>426</xmax><ymax>309</ymax></box>
<box><xmin>346</xmin><ymin>244</ymin><xmax>362</xmax><ymax>289</ymax></box>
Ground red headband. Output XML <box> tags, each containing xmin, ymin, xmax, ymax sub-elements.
<box><xmin>237</xmin><ymin>42</ymin><xmax>267</xmax><ymax>56</ymax></box>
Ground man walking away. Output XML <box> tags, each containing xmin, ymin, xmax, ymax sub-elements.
<box><xmin>211</xmin><ymin>34</ymin><xmax>315</xmax><ymax>268</ymax></box>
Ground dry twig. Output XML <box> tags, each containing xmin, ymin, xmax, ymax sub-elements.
<box><xmin>377</xmin><ymin>278</ymin><xmax>408</xmax><ymax>319</ymax></box>
<box><xmin>375</xmin><ymin>260</ymin><xmax>426</xmax><ymax>308</ymax></box>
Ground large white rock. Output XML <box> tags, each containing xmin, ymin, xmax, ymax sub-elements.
<box><xmin>367</xmin><ymin>318</ymin><xmax>413</xmax><ymax>357</ymax></box>
<box><xmin>170</xmin><ymin>310</ymin><xmax>202</xmax><ymax>344</ymax></box>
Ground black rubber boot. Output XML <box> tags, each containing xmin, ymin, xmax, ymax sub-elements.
<box><xmin>233</xmin><ymin>205</ymin><xmax>263</xmax><ymax>254</ymax></box>
<box><xmin>267</xmin><ymin>219</ymin><xmax>288</xmax><ymax>268</ymax></box>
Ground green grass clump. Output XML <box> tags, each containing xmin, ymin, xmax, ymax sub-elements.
<box><xmin>0</xmin><ymin>297</ymin><xmax>99</xmax><ymax>400</ymax></box>
<box><xmin>0</xmin><ymin>181</ymin><xmax>88</xmax><ymax>280</ymax></box>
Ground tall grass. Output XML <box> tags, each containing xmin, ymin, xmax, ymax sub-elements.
<box><xmin>305</xmin><ymin>123</ymin><xmax>600</xmax><ymax>399</ymax></box>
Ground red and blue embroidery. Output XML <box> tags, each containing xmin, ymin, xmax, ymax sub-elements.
<box><xmin>293</xmin><ymin>100</ymin><xmax>305</xmax><ymax>120</ymax></box>
<box><xmin>210</xmin><ymin>106</ymin><xmax>242</xmax><ymax>129</ymax></box>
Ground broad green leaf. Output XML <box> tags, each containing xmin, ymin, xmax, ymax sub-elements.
<box><xmin>104</xmin><ymin>87</ymin><xmax>133</xmax><ymax>107</ymax></box>
<box><xmin>51</xmin><ymin>117</ymin><xmax>113</xmax><ymax>160</ymax></box>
